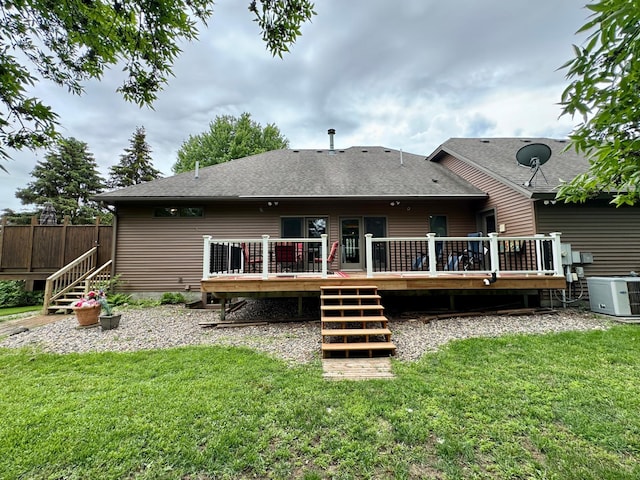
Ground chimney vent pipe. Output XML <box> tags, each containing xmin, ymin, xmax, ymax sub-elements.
<box><xmin>328</xmin><ymin>129</ymin><xmax>336</xmax><ymax>151</ymax></box>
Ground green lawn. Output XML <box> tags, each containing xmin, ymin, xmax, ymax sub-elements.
<box><xmin>0</xmin><ymin>305</ymin><xmax>41</xmax><ymax>322</ymax></box>
<box><xmin>1</xmin><ymin>325</ymin><xmax>639</xmax><ymax>479</ymax></box>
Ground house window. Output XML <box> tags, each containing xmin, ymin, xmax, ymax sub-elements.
<box><xmin>281</xmin><ymin>217</ymin><xmax>327</xmax><ymax>238</ymax></box>
<box><xmin>429</xmin><ymin>215</ymin><xmax>447</xmax><ymax>236</ymax></box>
<box><xmin>282</xmin><ymin>217</ymin><xmax>328</xmax><ymax>263</ymax></box>
<box><xmin>153</xmin><ymin>207</ymin><xmax>203</xmax><ymax>218</ymax></box>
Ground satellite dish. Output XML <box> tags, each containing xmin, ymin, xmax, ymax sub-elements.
<box><xmin>516</xmin><ymin>143</ymin><xmax>552</xmax><ymax>187</ymax></box>
<box><xmin>516</xmin><ymin>143</ymin><xmax>552</xmax><ymax>167</ymax></box>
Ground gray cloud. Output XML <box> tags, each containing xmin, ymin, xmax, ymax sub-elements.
<box><xmin>1</xmin><ymin>0</ymin><xmax>587</xmax><ymax>212</ymax></box>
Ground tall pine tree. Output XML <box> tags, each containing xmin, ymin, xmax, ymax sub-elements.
<box><xmin>15</xmin><ymin>137</ymin><xmax>106</xmax><ymax>224</ymax></box>
<box><xmin>109</xmin><ymin>126</ymin><xmax>162</xmax><ymax>188</ymax></box>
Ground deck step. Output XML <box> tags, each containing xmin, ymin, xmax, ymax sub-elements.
<box><xmin>321</xmin><ymin>304</ymin><xmax>383</xmax><ymax>311</ymax></box>
<box><xmin>321</xmin><ymin>285</ymin><xmax>380</xmax><ymax>290</ymax></box>
<box><xmin>320</xmin><ymin>315</ymin><xmax>387</xmax><ymax>322</ymax></box>
<box><xmin>321</xmin><ymin>294</ymin><xmax>381</xmax><ymax>300</ymax></box>
<box><xmin>322</xmin><ymin>328</ymin><xmax>391</xmax><ymax>336</ymax></box>
<box><xmin>321</xmin><ymin>342</ymin><xmax>396</xmax><ymax>351</ymax></box>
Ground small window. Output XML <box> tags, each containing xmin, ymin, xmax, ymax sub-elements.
<box><xmin>154</xmin><ymin>207</ymin><xmax>203</xmax><ymax>218</ymax></box>
<box><xmin>429</xmin><ymin>215</ymin><xmax>447</xmax><ymax>236</ymax></box>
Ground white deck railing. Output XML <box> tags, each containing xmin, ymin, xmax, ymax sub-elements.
<box><xmin>202</xmin><ymin>232</ymin><xmax>563</xmax><ymax>280</ymax></box>
<box><xmin>365</xmin><ymin>232</ymin><xmax>563</xmax><ymax>278</ymax></box>
<box><xmin>202</xmin><ymin>234</ymin><xmax>331</xmax><ymax>280</ymax></box>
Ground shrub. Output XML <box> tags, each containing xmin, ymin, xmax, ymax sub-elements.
<box><xmin>0</xmin><ymin>281</ymin><xmax>43</xmax><ymax>307</ymax></box>
<box><xmin>107</xmin><ymin>293</ymin><xmax>132</xmax><ymax>307</ymax></box>
<box><xmin>160</xmin><ymin>292</ymin><xmax>186</xmax><ymax>305</ymax></box>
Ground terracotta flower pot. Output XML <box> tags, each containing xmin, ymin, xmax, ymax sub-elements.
<box><xmin>99</xmin><ymin>314</ymin><xmax>121</xmax><ymax>330</ymax></box>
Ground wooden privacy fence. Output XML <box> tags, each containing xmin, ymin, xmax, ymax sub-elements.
<box><xmin>0</xmin><ymin>217</ymin><xmax>112</xmax><ymax>276</ymax></box>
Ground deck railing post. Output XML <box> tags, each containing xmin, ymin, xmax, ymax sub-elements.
<box><xmin>261</xmin><ymin>235</ymin><xmax>270</xmax><ymax>280</ymax></box>
<box><xmin>549</xmin><ymin>232</ymin><xmax>563</xmax><ymax>276</ymax></box>
<box><xmin>365</xmin><ymin>234</ymin><xmax>373</xmax><ymax>278</ymax></box>
<box><xmin>488</xmin><ymin>233</ymin><xmax>500</xmax><ymax>275</ymax></box>
<box><xmin>426</xmin><ymin>233</ymin><xmax>437</xmax><ymax>276</ymax></box>
<box><xmin>534</xmin><ymin>234</ymin><xmax>544</xmax><ymax>275</ymax></box>
<box><xmin>320</xmin><ymin>234</ymin><xmax>328</xmax><ymax>278</ymax></box>
<box><xmin>202</xmin><ymin>235</ymin><xmax>212</xmax><ymax>280</ymax></box>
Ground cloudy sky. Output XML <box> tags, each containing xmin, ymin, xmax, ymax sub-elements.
<box><xmin>1</xmin><ymin>0</ymin><xmax>590</xmax><ymax>213</ymax></box>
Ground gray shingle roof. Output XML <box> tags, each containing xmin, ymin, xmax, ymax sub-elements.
<box><xmin>429</xmin><ymin>138</ymin><xmax>590</xmax><ymax>197</ymax></box>
<box><xmin>95</xmin><ymin>146</ymin><xmax>487</xmax><ymax>203</ymax></box>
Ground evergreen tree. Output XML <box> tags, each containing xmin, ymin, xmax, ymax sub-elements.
<box><xmin>15</xmin><ymin>138</ymin><xmax>106</xmax><ymax>224</ymax></box>
<box><xmin>172</xmin><ymin>113</ymin><xmax>289</xmax><ymax>173</ymax></box>
<box><xmin>109</xmin><ymin>126</ymin><xmax>162</xmax><ymax>188</ymax></box>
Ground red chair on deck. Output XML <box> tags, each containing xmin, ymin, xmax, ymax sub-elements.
<box><xmin>242</xmin><ymin>243</ymin><xmax>262</xmax><ymax>272</ymax></box>
<box><xmin>315</xmin><ymin>241</ymin><xmax>339</xmax><ymax>264</ymax></box>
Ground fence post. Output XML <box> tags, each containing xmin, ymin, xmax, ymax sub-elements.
<box><xmin>427</xmin><ymin>233</ymin><xmax>437</xmax><ymax>276</ymax></box>
<box><xmin>320</xmin><ymin>234</ymin><xmax>328</xmax><ymax>279</ymax></box>
<box><xmin>365</xmin><ymin>234</ymin><xmax>373</xmax><ymax>278</ymax></box>
<box><xmin>202</xmin><ymin>235</ymin><xmax>212</xmax><ymax>280</ymax></box>
<box><xmin>262</xmin><ymin>235</ymin><xmax>270</xmax><ymax>280</ymax></box>
<box><xmin>488</xmin><ymin>233</ymin><xmax>500</xmax><ymax>275</ymax></box>
<box><xmin>549</xmin><ymin>232</ymin><xmax>563</xmax><ymax>276</ymax></box>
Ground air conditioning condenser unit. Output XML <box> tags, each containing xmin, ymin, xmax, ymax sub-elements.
<box><xmin>587</xmin><ymin>277</ymin><xmax>640</xmax><ymax>317</ymax></box>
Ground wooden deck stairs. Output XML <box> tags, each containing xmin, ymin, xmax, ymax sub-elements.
<box><xmin>47</xmin><ymin>284</ymin><xmax>87</xmax><ymax>314</ymax></box>
<box><xmin>320</xmin><ymin>285</ymin><xmax>396</xmax><ymax>358</ymax></box>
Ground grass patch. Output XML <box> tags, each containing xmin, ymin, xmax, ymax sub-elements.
<box><xmin>1</xmin><ymin>325</ymin><xmax>639</xmax><ymax>479</ymax></box>
<box><xmin>0</xmin><ymin>305</ymin><xmax>41</xmax><ymax>321</ymax></box>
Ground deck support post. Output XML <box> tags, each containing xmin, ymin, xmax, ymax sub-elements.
<box><xmin>220</xmin><ymin>297</ymin><xmax>226</xmax><ymax>322</ymax></box>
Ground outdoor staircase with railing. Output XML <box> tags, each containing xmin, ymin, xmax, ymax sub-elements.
<box><xmin>46</xmin><ymin>283</ymin><xmax>88</xmax><ymax>313</ymax></box>
<box><xmin>43</xmin><ymin>247</ymin><xmax>112</xmax><ymax>314</ymax></box>
<box><xmin>320</xmin><ymin>285</ymin><xmax>396</xmax><ymax>358</ymax></box>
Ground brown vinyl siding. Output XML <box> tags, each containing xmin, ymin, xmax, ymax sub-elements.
<box><xmin>536</xmin><ymin>201</ymin><xmax>640</xmax><ymax>282</ymax></box>
<box><xmin>439</xmin><ymin>154</ymin><xmax>536</xmax><ymax>235</ymax></box>
<box><xmin>114</xmin><ymin>199</ymin><xmax>479</xmax><ymax>292</ymax></box>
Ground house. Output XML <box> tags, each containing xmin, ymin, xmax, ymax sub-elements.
<box><xmin>429</xmin><ymin>138</ymin><xmax>640</xmax><ymax>303</ymax></box>
<box><xmin>93</xmin><ymin>135</ymin><xmax>597</xmax><ymax>310</ymax></box>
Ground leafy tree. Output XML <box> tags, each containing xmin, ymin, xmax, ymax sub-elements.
<box><xmin>172</xmin><ymin>112</ymin><xmax>289</xmax><ymax>173</ymax></box>
<box><xmin>109</xmin><ymin>126</ymin><xmax>162</xmax><ymax>188</ymax></box>
<box><xmin>0</xmin><ymin>0</ymin><xmax>315</xmax><ymax>165</ymax></box>
<box><xmin>15</xmin><ymin>137</ymin><xmax>106</xmax><ymax>224</ymax></box>
<box><xmin>559</xmin><ymin>0</ymin><xmax>640</xmax><ymax>206</ymax></box>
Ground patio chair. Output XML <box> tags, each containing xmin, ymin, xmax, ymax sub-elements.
<box><xmin>275</xmin><ymin>244</ymin><xmax>298</xmax><ymax>272</ymax></box>
<box><xmin>241</xmin><ymin>243</ymin><xmax>262</xmax><ymax>272</ymax></box>
<box><xmin>314</xmin><ymin>241</ymin><xmax>339</xmax><ymax>264</ymax></box>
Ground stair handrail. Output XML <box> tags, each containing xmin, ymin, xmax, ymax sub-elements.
<box><xmin>84</xmin><ymin>260</ymin><xmax>113</xmax><ymax>294</ymax></box>
<box><xmin>43</xmin><ymin>247</ymin><xmax>97</xmax><ymax>314</ymax></box>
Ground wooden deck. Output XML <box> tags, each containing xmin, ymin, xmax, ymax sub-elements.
<box><xmin>201</xmin><ymin>271</ymin><xmax>566</xmax><ymax>299</ymax></box>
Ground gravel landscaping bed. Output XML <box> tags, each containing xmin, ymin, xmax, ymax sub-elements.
<box><xmin>0</xmin><ymin>299</ymin><xmax>613</xmax><ymax>363</ymax></box>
